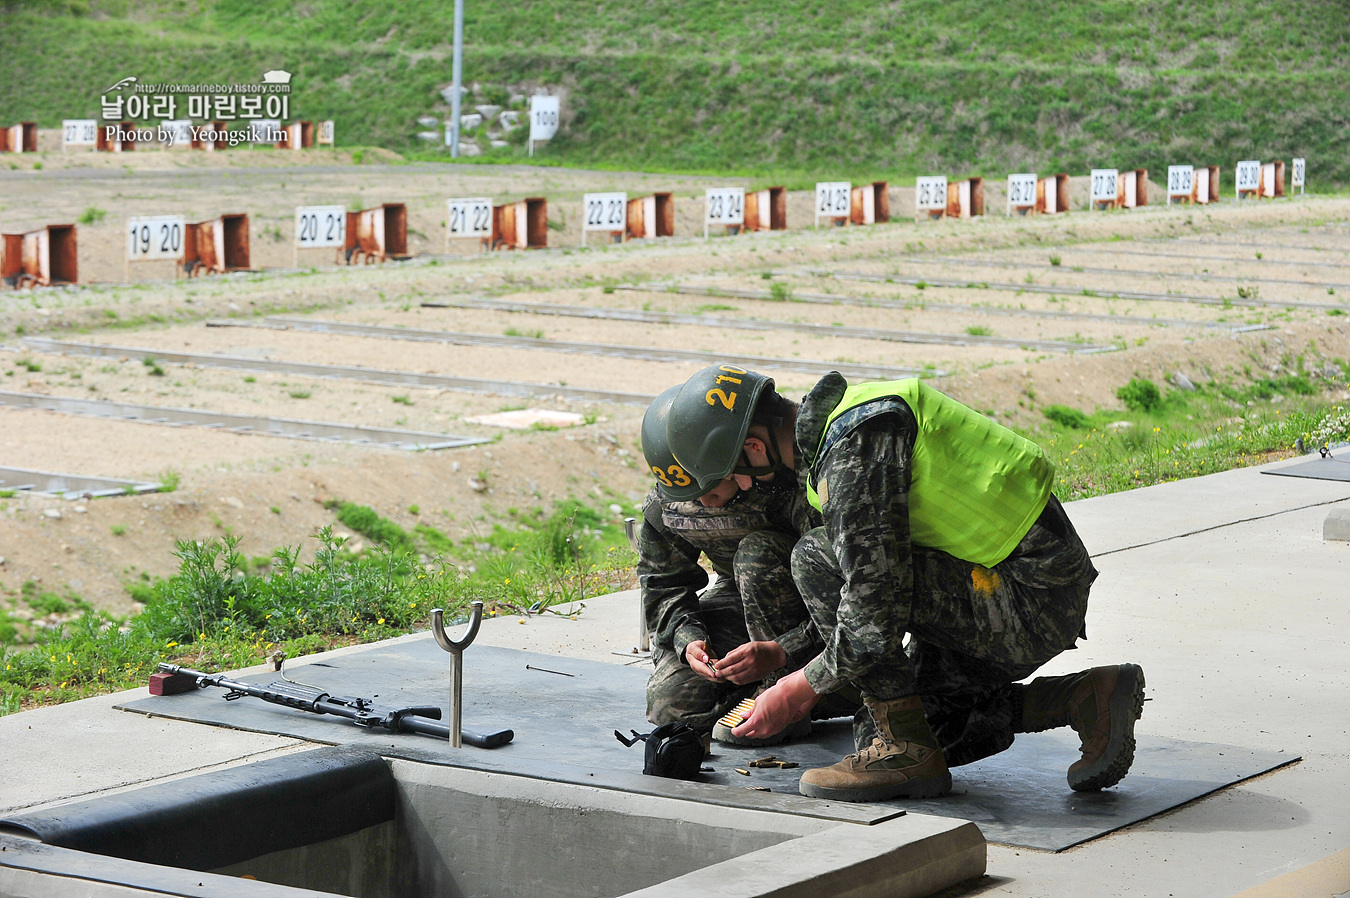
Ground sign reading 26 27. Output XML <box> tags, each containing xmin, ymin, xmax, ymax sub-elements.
<box><xmin>1006</xmin><ymin>174</ymin><xmax>1037</xmax><ymax>207</ymax></box>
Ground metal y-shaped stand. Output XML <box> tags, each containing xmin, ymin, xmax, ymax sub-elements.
<box><xmin>624</xmin><ymin>517</ymin><xmax>652</xmax><ymax>657</ymax></box>
<box><xmin>430</xmin><ymin>600</ymin><xmax>483</xmax><ymax>748</ymax></box>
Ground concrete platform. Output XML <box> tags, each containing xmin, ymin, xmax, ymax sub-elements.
<box><xmin>2</xmin><ymin>455</ymin><xmax>1348</xmax><ymax>897</ymax></box>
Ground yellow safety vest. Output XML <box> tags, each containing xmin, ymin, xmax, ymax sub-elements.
<box><xmin>806</xmin><ymin>379</ymin><xmax>1054</xmax><ymax>566</ymax></box>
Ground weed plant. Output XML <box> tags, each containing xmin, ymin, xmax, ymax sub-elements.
<box><xmin>0</xmin><ymin>501</ymin><xmax>636</xmax><ymax>715</ymax></box>
<box><xmin>1038</xmin><ymin>374</ymin><xmax>1349</xmax><ymax>500</ymax></box>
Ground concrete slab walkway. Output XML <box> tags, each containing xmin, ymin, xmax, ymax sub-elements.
<box><xmin>1</xmin><ymin>455</ymin><xmax>1347</xmax><ymax>897</ymax></box>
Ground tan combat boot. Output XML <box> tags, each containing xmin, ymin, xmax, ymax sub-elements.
<box><xmin>1021</xmin><ymin>663</ymin><xmax>1146</xmax><ymax>792</ymax></box>
<box><xmin>798</xmin><ymin>695</ymin><xmax>951</xmax><ymax>802</ymax></box>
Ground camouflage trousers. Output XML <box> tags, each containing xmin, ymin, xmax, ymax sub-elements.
<box><xmin>647</xmin><ymin>530</ymin><xmax>811</xmax><ymax>732</ymax></box>
<box><xmin>792</xmin><ymin>496</ymin><xmax>1097</xmax><ymax>765</ymax></box>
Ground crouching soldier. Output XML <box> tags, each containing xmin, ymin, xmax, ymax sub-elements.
<box><xmin>665</xmin><ymin>366</ymin><xmax>1146</xmax><ymax>801</ymax></box>
<box><xmin>640</xmin><ymin>378</ymin><xmax>842</xmax><ymax>745</ymax></box>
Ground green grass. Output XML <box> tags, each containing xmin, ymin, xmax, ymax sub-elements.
<box><xmin>1033</xmin><ymin>373</ymin><xmax>1349</xmax><ymax>501</ymax></box>
<box><xmin>1</xmin><ymin>1</ymin><xmax>1345</xmax><ymax>183</ymax></box>
<box><xmin>1</xmin><ymin>500</ymin><xmax>637</xmax><ymax>715</ymax></box>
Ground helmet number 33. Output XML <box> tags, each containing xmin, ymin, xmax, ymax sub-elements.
<box><xmin>652</xmin><ymin>464</ymin><xmax>692</xmax><ymax>488</ymax></box>
<box><xmin>706</xmin><ymin>366</ymin><xmax>747</xmax><ymax>410</ymax></box>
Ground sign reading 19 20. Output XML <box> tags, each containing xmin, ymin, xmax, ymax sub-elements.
<box><xmin>127</xmin><ymin>215</ymin><xmax>186</xmax><ymax>261</ymax></box>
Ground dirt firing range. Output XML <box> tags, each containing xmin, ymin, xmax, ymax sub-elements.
<box><xmin>1</xmin><ymin>150</ymin><xmax>1348</xmax><ymax>611</ymax></box>
<box><xmin>1</xmin><ymin>148</ymin><xmax>1349</xmax><ymax>897</ymax></box>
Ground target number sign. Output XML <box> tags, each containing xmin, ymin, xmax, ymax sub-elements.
<box><xmin>162</xmin><ymin>120</ymin><xmax>194</xmax><ymax>147</ymax></box>
<box><xmin>1090</xmin><ymin>169</ymin><xmax>1119</xmax><ymax>203</ymax></box>
<box><xmin>529</xmin><ymin>96</ymin><xmax>560</xmax><ymax>141</ymax></box>
<box><xmin>815</xmin><ymin>182</ymin><xmax>851</xmax><ymax>218</ymax></box>
<box><xmin>915</xmin><ymin>176</ymin><xmax>948</xmax><ymax>212</ymax></box>
<box><xmin>62</xmin><ymin>120</ymin><xmax>98</xmax><ymax>147</ymax></box>
<box><xmin>705</xmin><ymin>187</ymin><xmax>745</xmax><ymax>225</ymax></box>
<box><xmin>1292</xmin><ymin>158</ymin><xmax>1306</xmax><ymax>189</ymax></box>
<box><xmin>1167</xmin><ymin>165</ymin><xmax>1194</xmax><ymax>197</ymax></box>
<box><xmin>1235</xmin><ymin>160</ymin><xmax>1260</xmax><ymax>193</ymax></box>
<box><xmin>447</xmin><ymin>198</ymin><xmax>493</xmax><ymax>238</ymax></box>
<box><xmin>1007</xmin><ymin>173</ymin><xmax>1037</xmax><ymax>207</ymax></box>
<box><xmin>127</xmin><ymin>216</ymin><xmax>186</xmax><ymax>261</ymax></box>
<box><xmin>583</xmin><ymin>193</ymin><xmax>627</xmax><ymax>231</ymax></box>
<box><xmin>294</xmin><ymin>206</ymin><xmax>347</xmax><ymax>249</ymax></box>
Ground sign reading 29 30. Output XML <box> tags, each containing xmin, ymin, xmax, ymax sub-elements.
<box><xmin>127</xmin><ymin>216</ymin><xmax>186</xmax><ymax>261</ymax></box>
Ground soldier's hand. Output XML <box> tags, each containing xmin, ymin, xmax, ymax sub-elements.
<box><xmin>715</xmin><ymin>641</ymin><xmax>787</xmax><ymax>685</ymax></box>
<box><xmin>684</xmin><ymin>640</ymin><xmax>722</xmax><ymax>681</ymax></box>
<box><xmin>732</xmin><ymin>670</ymin><xmax>818</xmax><ymax>739</ymax></box>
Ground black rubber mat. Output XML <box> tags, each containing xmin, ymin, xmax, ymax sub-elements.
<box><xmin>119</xmin><ymin>639</ymin><xmax>1299</xmax><ymax>852</ymax></box>
<box><xmin>1263</xmin><ymin>446</ymin><xmax>1350</xmax><ymax>482</ymax></box>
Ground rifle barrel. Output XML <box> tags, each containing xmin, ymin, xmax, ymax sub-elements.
<box><xmin>154</xmin><ymin>663</ymin><xmax>513</xmax><ymax>748</ymax></box>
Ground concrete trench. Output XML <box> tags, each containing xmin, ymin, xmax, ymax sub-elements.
<box><xmin>0</xmin><ymin>746</ymin><xmax>985</xmax><ymax>898</ymax></box>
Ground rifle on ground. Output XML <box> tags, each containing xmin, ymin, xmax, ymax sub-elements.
<box><xmin>150</xmin><ymin>663</ymin><xmax>514</xmax><ymax>749</ymax></box>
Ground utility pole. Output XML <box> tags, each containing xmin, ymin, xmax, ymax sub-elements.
<box><xmin>450</xmin><ymin>0</ymin><xmax>464</xmax><ymax>158</ymax></box>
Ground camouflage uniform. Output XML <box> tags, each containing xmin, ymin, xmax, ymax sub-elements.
<box><xmin>641</xmin><ymin>464</ymin><xmax>822</xmax><ymax>732</ymax></box>
<box><xmin>793</xmin><ymin>374</ymin><xmax>1097</xmax><ymax>766</ymax></box>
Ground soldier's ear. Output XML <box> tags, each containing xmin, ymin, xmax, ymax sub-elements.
<box><xmin>742</xmin><ymin>436</ymin><xmax>767</xmax><ymax>456</ymax></box>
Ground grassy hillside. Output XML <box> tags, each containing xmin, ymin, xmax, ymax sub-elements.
<box><xmin>3</xmin><ymin>0</ymin><xmax>1347</xmax><ymax>184</ymax></box>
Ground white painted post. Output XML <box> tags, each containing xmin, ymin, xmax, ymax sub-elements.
<box><xmin>450</xmin><ymin>0</ymin><xmax>464</xmax><ymax>158</ymax></box>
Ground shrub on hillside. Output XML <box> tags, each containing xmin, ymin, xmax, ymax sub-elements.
<box><xmin>1116</xmin><ymin>378</ymin><xmax>1162</xmax><ymax>412</ymax></box>
<box><xmin>1044</xmin><ymin>404</ymin><xmax>1090</xmax><ymax>429</ymax></box>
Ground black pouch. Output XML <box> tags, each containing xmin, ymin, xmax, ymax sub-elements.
<box><xmin>614</xmin><ymin>722</ymin><xmax>704</xmax><ymax>780</ymax></box>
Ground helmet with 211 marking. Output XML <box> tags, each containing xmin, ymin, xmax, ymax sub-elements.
<box><xmin>666</xmin><ymin>364</ymin><xmax>781</xmax><ymax>494</ymax></box>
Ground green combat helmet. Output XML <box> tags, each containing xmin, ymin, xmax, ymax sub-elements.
<box><xmin>641</xmin><ymin>386</ymin><xmax>705</xmax><ymax>500</ymax></box>
<box><xmin>666</xmin><ymin>364</ymin><xmax>777</xmax><ymax>493</ymax></box>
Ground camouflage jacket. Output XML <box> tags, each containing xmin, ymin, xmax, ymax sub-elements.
<box><xmin>637</xmin><ymin>462</ymin><xmax>819</xmax><ymax>663</ymax></box>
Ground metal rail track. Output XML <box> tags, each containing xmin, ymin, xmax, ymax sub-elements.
<box><xmin>0</xmin><ymin>465</ymin><xmax>161</xmax><ymax>500</ymax></box>
<box><xmin>20</xmin><ymin>338</ymin><xmax>658</xmax><ymax>406</ymax></box>
<box><xmin>1059</xmin><ymin>245</ymin><xmax>1350</xmax><ymax>271</ymax></box>
<box><xmin>420</xmin><ymin>298</ymin><xmax>1117</xmax><ymax>355</ymax></box>
<box><xmin>622</xmin><ymin>283</ymin><xmax>1268</xmax><ymax>333</ymax></box>
<box><xmin>0</xmin><ymin>390</ymin><xmax>487</xmax><ymax>450</ymax></box>
<box><xmin>206</xmin><ymin>316</ymin><xmax>941</xmax><ymax>381</ymax></box>
<box><xmin>1145</xmin><ymin>237</ymin><xmax>1350</xmax><ymax>255</ymax></box>
<box><xmin>882</xmin><ymin>255</ymin><xmax>1350</xmax><ymax>294</ymax></box>
<box><xmin>795</xmin><ymin>269</ymin><xmax>1346</xmax><ymax>313</ymax></box>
